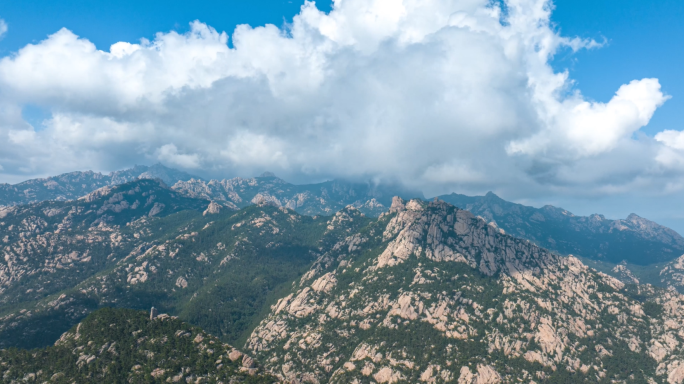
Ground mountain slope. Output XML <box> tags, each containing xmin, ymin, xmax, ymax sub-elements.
<box><xmin>0</xmin><ymin>164</ymin><xmax>199</xmax><ymax>206</ymax></box>
<box><xmin>0</xmin><ymin>194</ymin><xmax>370</xmax><ymax>350</ymax></box>
<box><xmin>438</xmin><ymin>192</ymin><xmax>684</xmax><ymax>266</ymax></box>
<box><xmin>247</xmin><ymin>198</ymin><xmax>684</xmax><ymax>383</ymax></box>
<box><xmin>0</xmin><ymin>307</ymin><xmax>275</xmax><ymax>383</ymax></box>
<box><xmin>172</xmin><ymin>174</ymin><xmax>424</xmax><ymax>217</ymax></box>
<box><xmin>0</xmin><ymin>179</ymin><xmax>208</xmax><ymax>308</ymax></box>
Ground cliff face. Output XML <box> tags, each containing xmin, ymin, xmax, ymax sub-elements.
<box><xmin>247</xmin><ymin>198</ymin><xmax>684</xmax><ymax>383</ymax></box>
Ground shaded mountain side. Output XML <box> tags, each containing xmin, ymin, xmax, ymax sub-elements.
<box><xmin>0</xmin><ymin>198</ymin><xmax>370</xmax><ymax>350</ymax></box>
<box><xmin>437</xmin><ymin>192</ymin><xmax>684</xmax><ymax>265</ymax></box>
<box><xmin>0</xmin><ymin>164</ymin><xmax>199</xmax><ymax>206</ymax></box>
<box><xmin>247</xmin><ymin>197</ymin><xmax>684</xmax><ymax>383</ymax></box>
<box><xmin>0</xmin><ymin>308</ymin><xmax>276</xmax><ymax>383</ymax></box>
<box><xmin>171</xmin><ymin>174</ymin><xmax>424</xmax><ymax>217</ymax></box>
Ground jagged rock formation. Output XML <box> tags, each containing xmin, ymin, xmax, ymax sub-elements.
<box><xmin>0</xmin><ymin>164</ymin><xmax>199</xmax><ymax>207</ymax></box>
<box><xmin>0</xmin><ymin>308</ymin><xmax>276</xmax><ymax>383</ymax></box>
<box><xmin>438</xmin><ymin>192</ymin><xmax>684</xmax><ymax>265</ymax></box>
<box><xmin>171</xmin><ymin>174</ymin><xmax>423</xmax><ymax>217</ymax></box>
<box><xmin>247</xmin><ymin>198</ymin><xmax>684</xmax><ymax>383</ymax></box>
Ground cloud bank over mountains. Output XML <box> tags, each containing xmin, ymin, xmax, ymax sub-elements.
<box><xmin>0</xmin><ymin>0</ymin><xmax>679</xmax><ymax>199</ymax></box>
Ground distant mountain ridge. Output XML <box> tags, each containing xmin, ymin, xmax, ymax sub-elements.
<box><xmin>437</xmin><ymin>192</ymin><xmax>684</xmax><ymax>265</ymax></box>
<box><xmin>171</xmin><ymin>173</ymin><xmax>424</xmax><ymax>217</ymax></box>
<box><xmin>2</xmin><ymin>165</ymin><xmax>683</xmax><ymax>267</ymax></box>
<box><xmin>0</xmin><ymin>164</ymin><xmax>199</xmax><ymax>207</ymax></box>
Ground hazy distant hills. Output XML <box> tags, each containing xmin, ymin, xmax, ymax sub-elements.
<box><xmin>0</xmin><ymin>164</ymin><xmax>199</xmax><ymax>206</ymax></box>
<box><xmin>437</xmin><ymin>192</ymin><xmax>684</xmax><ymax>266</ymax></box>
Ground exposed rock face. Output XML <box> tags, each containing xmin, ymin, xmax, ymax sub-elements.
<box><xmin>0</xmin><ymin>179</ymin><xmax>211</xmax><ymax>348</ymax></box>
<box><xmin>203</xmin><ymin>201</ymin><xmax>223</xmax><ymax>216</ymax></box>
<box><xmin>247</xmin><ymin>198</ymin><xmax>684</xmax><ymax>383</ymax></box>
<box><xmin>660</xmin><ymin>255</ymin><xmax>684</xmax><ymax>293</ymax></box>
<box><xmin>6</xmin><ymin>165</ymin><xmax>682</xmax><ymax>269</ymax></box>
<box><xmin>612</xmin><ymin>264</ymin><xmax>640</xmax><ymax>284</ymax></box>
<box><xmin>438</xmin><ymin>192</ymin><xmax>684</xmax><ymax>265</ymax></box>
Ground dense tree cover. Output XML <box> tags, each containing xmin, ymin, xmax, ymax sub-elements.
<box><xmin>0</xmin><ymin>308</ymin><xmax>276</xmax><ymax>383</ymax></box>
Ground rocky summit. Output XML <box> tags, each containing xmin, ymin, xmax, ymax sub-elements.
<box><xmin>4</xmin><ymin>164</ymin><xmax>681</xmax><ymax>270</ymax></box>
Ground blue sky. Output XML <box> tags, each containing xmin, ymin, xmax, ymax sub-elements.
<box><xmin>551</xmin><ymin>0</ymin><xmax>684</xmax><ymax>137</ymax></box>
<box><xmin>1</xmin><ymin>0</ymin><xmax>684</xmax><ymax>232</ymax></box>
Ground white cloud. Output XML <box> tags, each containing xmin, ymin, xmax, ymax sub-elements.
<box><xmin>0</xmin><ymin>19</ymin><xmax>7</xmax><ymax>39</ymax></box>
<box><xmin>0</xmin><ymin>0</ymin><xmax>677</xmax><ymax>202</ymax></box>
<box><xmin>656</xmin><ymin>130</ymin><xmax>684</xmax><ymax>151</ymax></box>
<box><xmin>508</xmin><ymin>79</ymin><xmax>669</xmax><ymax>158</ymax></box>
<box><xmin>155</xmin><ymin>144</ymin><xmax>201</xmax><ymax>169</ymax></box>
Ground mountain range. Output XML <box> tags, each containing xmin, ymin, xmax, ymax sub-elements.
<box><xmin>437</xmin><ymin>192</ymin><xmax>684</xmax><ymax>266</ymax></box>
<box><xmin>2</xmin><ymin>164</ymin><xmax>682</xmax><ymax>270</ymax></box>
<box><xmin>0</xmin><ymin>164</ymin><xmax>198</xmax><ymax>207</ymax></box>
<box><xmin>3</xmin><ymin>166</ymin><xmax>684</xmax><ymax>382</ymax></box>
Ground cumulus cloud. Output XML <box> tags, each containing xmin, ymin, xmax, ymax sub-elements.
<box><xmin>156</xmin><ymin>144</ymin><xmax>201</xmax><ymax>169</ymax></box>
<box><xmin>0</xmin><ymin>0</ymin><xmax>677</xmax><ymax>201</ymax></box>
<box><xmin>508</xmin><ymin>79</ymin><xmax>669</xmax><ymax>159</ymax></box>
<box><xmin>0</xmin><ymin>19</ymin><xmax>7</xmax><ymax>39</ymax></box>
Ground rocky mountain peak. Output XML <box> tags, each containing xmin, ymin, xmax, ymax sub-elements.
<box><xmin>484</xmin><ymin>191</ymin><xmax>502</xmax><ymax>200</ymax></box>
<box><xmin>246</xmin><ymin>199</ymin><xmax>684</xmax><ymax>383</ymax></box>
